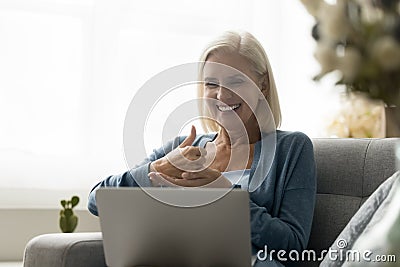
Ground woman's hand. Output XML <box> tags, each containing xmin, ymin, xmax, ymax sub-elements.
<box><xmin>150</xmin><ymin>125</ymin><xmax>208</xmax><ymax>178</ymax></box>
<box><xmin>149</xmin><ymin>168</ymin><xmax>232</xmax><ymax>188</ymax></box>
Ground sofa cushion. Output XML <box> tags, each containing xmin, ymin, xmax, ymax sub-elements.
<box><xmin>23</xmin><ymin>233</ymin><xmax>106</xmax><ymax>267</ymax></box>
<box><xmin>308</xmin><ymin>194</ymin><xmax>361</xmax><ymax>257</ymax></box>
<box><xmin>303</xmin><ymin>138</ymin><xmax>399</xmax><ymax>267</ymax></box>
<box><xmin>320</xmin><ymin>171</ymin><xmax>399</xmax><ymax>266</ymax></box>
<box><xmin>312</xmin><ymin>139</ymin><xmax>368</xmax><ymax>197</ymax></box>
<box><xmin>363</xmin><ymin>139</ymin><xmax>400</xmax><ymax>196</ymax></box>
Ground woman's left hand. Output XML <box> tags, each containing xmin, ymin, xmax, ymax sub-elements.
<box><xmin>149</xmin><ymin>168</ymin><xmax>232</xmax><ymax>188</ymax></box>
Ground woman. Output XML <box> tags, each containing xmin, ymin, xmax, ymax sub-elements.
<box><xmin>88</xmin><ymin>31</ymin><xmax>316</xmax><ymax>266</ymax></box>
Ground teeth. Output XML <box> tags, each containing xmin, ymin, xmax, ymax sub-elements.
<box><xmin>217</xmin><ymin>104</ymin><xmax>240</xmax><ymax>111</ymax></box>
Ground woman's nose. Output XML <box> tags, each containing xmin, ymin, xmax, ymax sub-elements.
<box><xmin>217</xmin><ymin>86</ymin><xmax>233</xmax><ymax>100</ymax></box>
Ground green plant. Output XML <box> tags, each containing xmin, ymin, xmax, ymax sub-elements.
<box><xmin>59</xmin><ymin>196</ymin><xmax>79</xmax><ymax>233</ymax></box>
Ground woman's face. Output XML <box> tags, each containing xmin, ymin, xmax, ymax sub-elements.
<box><xmin>202</xmin><ymin>52</ymin><xmax>266</xmax><ymax>132</ymax></box>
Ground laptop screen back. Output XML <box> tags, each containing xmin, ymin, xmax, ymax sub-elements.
<box><xmin>96</xmin><ymin>187</ymin><xmax>252</xmax><ymax>267</ymax></box>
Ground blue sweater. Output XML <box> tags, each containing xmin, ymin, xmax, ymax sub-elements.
<box><xmin>88</xmin><ymin>130</ymin><xmax>316</xmax><ymax>264</ymax></box>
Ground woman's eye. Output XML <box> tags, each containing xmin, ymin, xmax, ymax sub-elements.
<box><xmin>205</xmin><ymin>82</ymin><xmax>219</xmax><ymax>89</ymax></box>
<box><xmin>228</xmin><ymin>79</ymin><xmax>244</xmax><ymax>86</ymax></box>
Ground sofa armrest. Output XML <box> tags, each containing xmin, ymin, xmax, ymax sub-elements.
<box><xmin>23</xmin><ymin>232</ymin><xmax>106</xmax><ymax>267</ymax></box>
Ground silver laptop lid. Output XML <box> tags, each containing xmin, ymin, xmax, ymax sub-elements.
<box><xmin>96</xmin><ymin>187</ymin><xmax>252</xmax><ymax>267</ymax></box>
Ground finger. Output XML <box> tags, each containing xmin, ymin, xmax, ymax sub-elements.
<box><xmin>149</xmin><ymin>172</ymin><xmax>167</xmax><ymax>187</ymax></box>
<box><xmin>176</xmin><ymin>160</ymin><xmax>207</xmax><ymax>173</ymax></box>
<box><xmin>179</xmin><ymin>125</ymin><xmax>196</xmax><ymax>148</ymax></box>
<box><xmin>181</xmin><ymin>168</ymin><xmax>221</xmax><ymax>180</ymax></box>
<box><xmin>197</xmin><ymin>147</ymin><xmax>207</xmax><ymax>157</ymax></box>
<box><xmin>162</xmin><ymin>175</ymin><xmax>213</xmax><ymax>187</ymax></box>
<box><xmin>157</xmin><ymin>173</ymin><xmax>200</xmax><ymax>187</ymax></box>
<box><xmin>182</xmin><ymin>146</ymin><xmax>205</xmax><ymax>160</ymax></box>
<box><xmin>158</xmin><ymin>172</ymin><xmax>192</xmax><ymax>187</ymax></box>
<box><xmin>156</xmin><ymin>172</ymin><xmax>199</xmax><ymax>187</ymax></box>
<box><xmin>148</xmin><ymin>172</ymin><xmax>178</xmax><ymax>187</ymax></box>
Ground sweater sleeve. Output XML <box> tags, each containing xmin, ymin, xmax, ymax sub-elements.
<box><xmin>250</xmin><ymin>133</ymin><xmax>317</xmax><ymax>254</ymax></box>
<box><xmin>88</xmin><ymin>136</ymin><xmax>182</xmax><ymax>216</ymax></box>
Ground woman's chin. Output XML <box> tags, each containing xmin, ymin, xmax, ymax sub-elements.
<box><xmin>216</xmin><ymin>116</ymin><xmax>245</xmax><ymax>132</ymax></box>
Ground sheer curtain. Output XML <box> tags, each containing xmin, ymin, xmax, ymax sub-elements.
<box><xmin>0</xmin><ymin>0</ymin><xmax>338</xmax><ymax>208</ymax></box>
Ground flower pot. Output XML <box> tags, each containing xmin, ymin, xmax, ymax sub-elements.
<box><xmin>385</xmin><ymin>107</ymin><xmax>400</xmax><ymax>138</ymax></box>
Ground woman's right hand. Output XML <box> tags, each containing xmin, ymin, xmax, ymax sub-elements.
<box><xmin>150</xmin><ymin>126</ymin><xmax>208</xmax><ymax>178</ymax></box>
<box><xmin>149</xmin><ymin>168</ymin><xmax>232</xmax><ymax>188</ymax></box>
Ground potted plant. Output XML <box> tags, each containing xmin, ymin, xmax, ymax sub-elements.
<box><xmin>59</xmin><ymin>196</ymin><xmax>79</xmax><ymax>233</ymax></box>
<box><xmin>300</xmin><ymin>0</ymin><xmax>400</xmax><ymax>135</ymax></box>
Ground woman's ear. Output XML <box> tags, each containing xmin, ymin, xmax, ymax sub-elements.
<box><xmin>259</xmin><ymin>75</ymin><xmax>269</xmax><ymax>99</ymax></box>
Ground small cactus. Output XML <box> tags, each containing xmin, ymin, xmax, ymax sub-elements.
<box><xmin>59</xmin><ymin>196</ymin><xmax>79</xmax><ymax>233</ymax></box>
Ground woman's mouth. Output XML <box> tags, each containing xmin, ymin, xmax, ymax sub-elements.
<box><xmin>216</xmin><ymin>103</ymin><xmax>241</xmax><ymax>112</ymax></box>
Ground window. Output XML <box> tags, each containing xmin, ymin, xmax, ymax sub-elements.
<box><xmin>0</xmin><ymin>0</ymin><xmax>335</xmax><ymax>208</ymax></box>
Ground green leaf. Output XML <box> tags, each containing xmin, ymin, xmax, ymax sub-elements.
<box><xmin>71</xmin><ymin>196</ymin><xmax>80</xmax><ymax>208</ymax></box>
<box><xmin>61</xmin><ymin>200</ymin><xmax>66</xmax><ymax>208</ymax></box>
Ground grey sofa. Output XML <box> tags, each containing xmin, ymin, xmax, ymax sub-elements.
<box><xmin>23</xmin><ymin>138</ymin><xmax>399</xmax><ymax>267</ymax></box>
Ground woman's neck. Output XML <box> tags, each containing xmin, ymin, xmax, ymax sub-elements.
<box><xmin>215</xmin><ymin>126</ymin><xmax>260</xmax><ymax>148</ymax></box>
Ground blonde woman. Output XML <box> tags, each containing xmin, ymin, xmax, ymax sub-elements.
<box><xmin>88</xmin><ymin>31</ymin><xmax>316</xmax><ymax>267</ymax></box>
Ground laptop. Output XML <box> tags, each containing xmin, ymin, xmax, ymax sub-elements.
<box><xmin>96</xmin><ymin>187</ymin><xmax>252</xmax><ymax>267</ymax></box>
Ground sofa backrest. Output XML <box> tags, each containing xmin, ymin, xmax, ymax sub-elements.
<box><xmin>305</xmin><ymin>138</ymin><xmax>399</xmax><ymax>266</ymax></box>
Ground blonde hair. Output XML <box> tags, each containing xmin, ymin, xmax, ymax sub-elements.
<box><xmin>197</xmin><ymin>31</ymin><xmax>282</xmax><ymax>132</ymax></box>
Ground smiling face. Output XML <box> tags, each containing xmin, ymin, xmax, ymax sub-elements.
<box><xmin>202</xmin><ymin>52</ymin><xmax>266</xmax><ymax>134</ymax></box>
